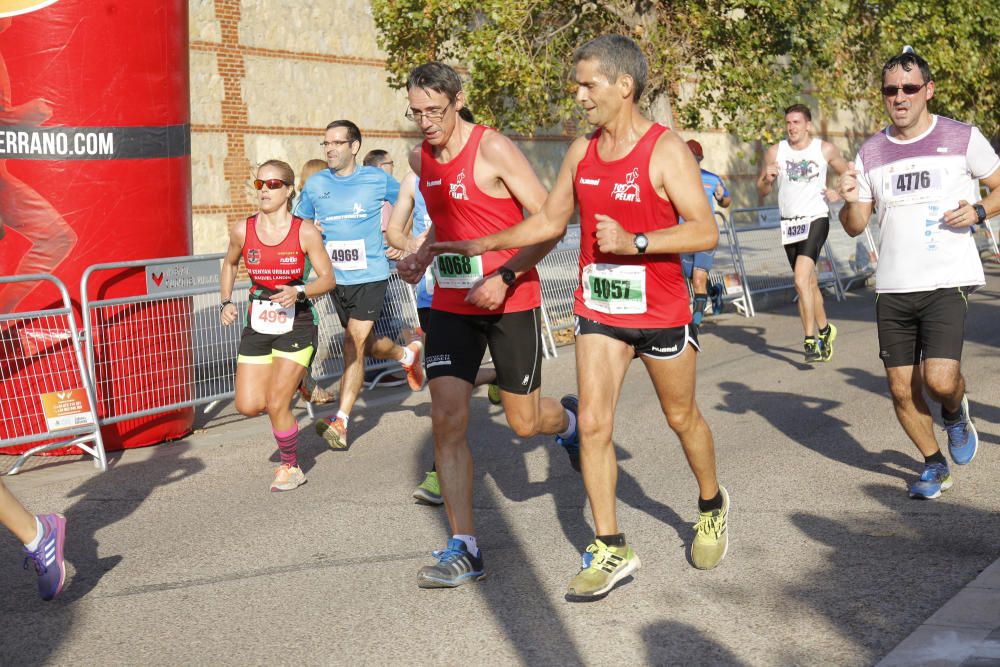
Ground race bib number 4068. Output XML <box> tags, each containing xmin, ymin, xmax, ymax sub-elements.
<box><xmin>434</xmin><ymin>254</ymin><xmax>484</xmax><ymax>289</ymax></box>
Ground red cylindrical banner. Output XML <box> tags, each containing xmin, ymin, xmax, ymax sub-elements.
<box><xmin>0</xmin><ymin>0</ymin><xmax>193</xmax><ymax>453</ymax></box>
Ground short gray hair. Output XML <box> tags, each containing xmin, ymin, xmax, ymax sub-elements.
<box><xmin>572</xmin><ymin>34</ymin><xmax>648</xmax><ymax>102</ymax></box>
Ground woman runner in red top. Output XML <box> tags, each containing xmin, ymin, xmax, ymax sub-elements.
<box><xmin>220</xmin><ymin>159</ymin><xmax>334</xmax><ymax>492</ymax></box>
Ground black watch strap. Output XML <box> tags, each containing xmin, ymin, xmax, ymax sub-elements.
<box><xmin>220</xmin><ymin>299</ymin><xmax>233</xmax><ymax>312</ymax></box>
<box><xmin>497</xmin><ymin>266</ymin><xmax>516</xmax><ymax>286</ymax></box>
<box><xmin>973</xmin><ymin>204</ymin><xmax>987</xmax><ymax>224</ymax></box>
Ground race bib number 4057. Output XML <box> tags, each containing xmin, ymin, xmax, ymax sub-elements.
<box><xmin>582</xmin><ymin>264</ymin><xmax>646</xmax><ymax>314</ymax></box>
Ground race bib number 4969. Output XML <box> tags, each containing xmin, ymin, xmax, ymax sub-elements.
<box><xmin>326</xmin><ymin>239</ymin><xmax>368</xmax><ymax>271</ymax></box>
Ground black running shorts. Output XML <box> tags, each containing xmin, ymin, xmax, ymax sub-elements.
<box><xmin>331</xmin><ymin>280</ymin><xmax>388</xmax><ymax>327</ymax></box>
<box><xmin>784</xmin><ymin>217</ymin><xmax>830</xmax><ymax>269</ymax></box>
<box><xmin>876</xmin><ymin>287</ymin><xmax>970</xmax><ymax>367</ymax></box>
<box><xmin>575</xmin><ymin>316</ymin><xmax>700</xmax><ymax>360</ymax></box>
<box><xmin>424</xmin><ymin>308</ymin><xmax>543</xmax><ymax>394</ymax></box>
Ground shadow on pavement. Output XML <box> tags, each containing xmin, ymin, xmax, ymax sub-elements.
<box><xmin>0</xmin><ymin>442</ymin><xmax>204</xmax><ymax>666</ymax></box>
<box><xmin>788</xmin><ymin>482</ymin><xmax>1000</xmax><ymax>662</ymax></box>
<box><xmin>643</xmin><ymin>620</ymin><xmax>746</xmax><ymax>666</ymax></box>
<box><xmin>716</xmin><ymin>381</ymin><xmax>920</xmax><ymax>482</ymax></box>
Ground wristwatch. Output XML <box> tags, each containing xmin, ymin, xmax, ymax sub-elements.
<box><xmin>633</xmin><ymin>233</ymin><xmax>649</xmax><ymax>255</ymax></box>
<box><xmin>973</xmin><ymin>204</ymin><xmax>987</xmax><ymax>224</ymax></box>
<box><xmin>295</xmin><ymin>285</ymin><xmax>307</xmax><ymax>302</ymax></box>
<box><xmin>497</xmin><ymin>266</ymin><xmax>516</xmax><ymax>287</ymax></box>
<box><xmin>219</xmin><ymin>299</ymin><xmax>233</xmax><ymax>312</ymax></box>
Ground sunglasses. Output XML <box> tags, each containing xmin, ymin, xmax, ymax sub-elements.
<box><xmin>253</xmin><ymin>178</ymin><xmax>290</xmax><ymax>190</ymax></box>
<box><xmin>881</xmin><ymin>82</ymin><xmax>926</xmax><ymax>97</ymax></box>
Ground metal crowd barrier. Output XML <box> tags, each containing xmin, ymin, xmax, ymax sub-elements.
<box><xmin>705</xmin><ymin>211</ymin><xmax>755</xmax><ymax>317</ymax></box>
<box><xmin>1</xmin><ymin>274</ymin><xmax>106</xmax><ymax>475</ymax></box>
<box><xmin>537</xmin><ymin>247</ymin><xmax>580</xmax><ymax>339</ymax></box>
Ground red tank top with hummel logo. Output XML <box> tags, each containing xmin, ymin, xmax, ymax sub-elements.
<box><xmin>573</xmin><ymin>123</ymin><xmax>690</xmax><ymax>327</ymax></box>
<box><xmin>419</xmin><ymin>124</ymin><xmax>541</xmax><ymax>315</ymax></box>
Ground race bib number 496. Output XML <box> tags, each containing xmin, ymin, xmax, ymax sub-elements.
<box><xmin>582</xmin><ymin>264</ymin><xmax>646</xmax><ymax>314</ymax></box>
<box><xmin>250</xmin><ymin>299</ymin><xmax>294</xmax><ymax>335</ymax></box>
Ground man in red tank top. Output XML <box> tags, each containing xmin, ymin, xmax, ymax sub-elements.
<box><xmin>395</xmin><ymin>62</ymin><xmax>578</xmax><ymax>589</ymax></box>
<box><xmin>433</xmin><ymin>35</ymin><xmax>730</xmax><ymax>600</ymax></box>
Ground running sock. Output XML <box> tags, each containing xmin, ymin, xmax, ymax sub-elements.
<box><xmin>399</xmin><ymin>345</ymin><xmax>416</xmax><ymax>366</ymax></box>
<box><xmin>925</xmin><ymin>451</ymin><xmax>947</xmax><ymax>466</ymax></box>
<box><xmin>698</xmin><ymin>489</ymin><xmax>724</xmax><ymax>513</ymax></box>
<box><xmin>597</xmin><ymin>533</ymin><xmax>626</xmax><ymax>548</ymax></box>
<box><xmin>693</xmin><ymin>294</ymin><xmax>708</xmax><ymax>314</ymax></box>
<box><xmin>818</xmin><ymin>324</ymin><xmax>831</xmax><ymax>337</ymax></box>
<box><xmin>273</xmin><ymin>425</ymin><xmax>299</xmax><ymax>468</ymax></box>
<box><xmin>557</xmin><ymin>408</ymin><xmax>577</xmax><ymax>440</ymax></box>
<box><xmin>336</xmin><ymin>410</ymin><xmax>350</xmax><ymax>426</ymax></box>
<box><xmin>941</xmin><ymin>404</ymin><xmax>962</xmax><ymax>423</ymax></box>
<box><xmin>23</xmin><ymin>516</ymin><xmax>44</xmax><ymax>551</ymax></box>
<box><xmin>453</xmin><ymin>534</ymin><xmax>479</xmax><ymax>556</ymax></box>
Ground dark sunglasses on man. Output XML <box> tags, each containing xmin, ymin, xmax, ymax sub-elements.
<box><xmin>253</xmin><ymin>178</ymin><xmax>291</xmax><ymax>190</ymax></box>
<box><xmin>881</xmin><ymin>82</ymin><xmax>927</xmax><ymax>97</ymax></box>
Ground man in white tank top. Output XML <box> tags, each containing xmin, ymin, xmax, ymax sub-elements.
<box><xmin>757</xmin><ymin>104</ymin><xmax>849</xmax><ymax>362</ymax></box>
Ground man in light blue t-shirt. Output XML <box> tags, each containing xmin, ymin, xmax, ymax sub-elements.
<box><xmin>295</xmin><ymin>119</ymin><xmax>422</xmax><ymax>451</ymax></box>
<box><xmin>681</xmin><ymin>139</ymin><xmax>731</xmax><ymax>325</ymax></box>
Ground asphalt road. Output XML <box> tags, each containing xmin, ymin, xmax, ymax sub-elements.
<box><xmin>2</xmin><ymin>266</ymin><xmax>998</xmax><ymax>666</ymax></box>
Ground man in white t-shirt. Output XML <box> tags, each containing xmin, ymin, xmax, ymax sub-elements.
<box><xmin>758</xmin><ymin>104</ymin><xmax>849</xmax><ymax>363</ymax></box>
<box><xmin>839</xmin><ymin>47</ymin><xmax>1000</xmax><ymax>500</ymax></box>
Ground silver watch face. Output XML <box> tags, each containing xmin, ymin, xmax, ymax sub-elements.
<box><xmin>635</xmin><ymin>234</ymin><xmax>648</xmax><ymax>250</ymax></box>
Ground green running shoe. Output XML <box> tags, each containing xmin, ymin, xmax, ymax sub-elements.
<box><xmin>819</xmin><ymin>323</ymin><xmax>837</xmax><ymax>362</ymax></box>
<box><xmin>412</xmin><ymin>471</ymin><xmax>443</xmax><ymax>505</ymax></box>
<box><xmin>487</xmin><ymin>383</ymin><xmax>502</xmax><ymax>406</ymax></box>
<box><xmin>691</xmin><ymin>485</ymin><xmax>729</xmax><ymax>570</ymax></box>
<box><xmin>566</xmin><ymin>539</ymin><xmax>641</xmax><ymax>600</ymax></box>
<box><xmin>803</xmin><ymin>338</ymin><xmax>822</xmax><ymax>363</ymax></box>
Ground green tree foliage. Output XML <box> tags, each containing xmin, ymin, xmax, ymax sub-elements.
<box><xmin>371</xmin><ymin>0</ymin><xmax>1000</xmax><ymax>142</ymax></box>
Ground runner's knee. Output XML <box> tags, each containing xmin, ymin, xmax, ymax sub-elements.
<box><xmin>235</xmin><ymin>395</ymin><xmax>265</xmax><ymax>417</ymax></box>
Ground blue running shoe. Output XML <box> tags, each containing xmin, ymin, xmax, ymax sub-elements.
<box><xmin>22</xmin><ymin>513</ymin><xmax>66</xmax><ymax>601</ymax></box>
<box><xmin>555</xmin><ymin>395</ymin><xmax>580</xmax><ymax>472</ymax></box>
<box><xmin>417</xmin><ymin>538</ymin><xmax>485</xmax><ymax>588</ymax></box>
<box><xmin>692</xmin><ymin>309</ymin><xmax>704</xmax><ymax>326</ymax></box>
<box><xmin>709</xmin><ymin>283</ymin><xmax>724</xmax><ymax>314</ymax></box>
<box><xmin>908</xmin><ymin>462</ymin><xmax>953</xmax><ymax>500</ymax></box>
<box><xmin>944</xmin><ymin>395</ymin><xmax>978</xmax><ymax>465</ymax></box>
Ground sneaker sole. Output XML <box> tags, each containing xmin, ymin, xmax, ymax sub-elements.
<box><xmin>271</xmin><ymin>478</ymin><xmax>307</xmax><ymax>492</ymax></box>
<box><xmin>315</xmin><ymin>421</ymin><xmax>348</xmax><ymax>450</ymax></box>
<box><xmin>405</xmin><ymin>342</ymin><xmax>425</xmax><ymax>391</ymax></box>
<box><xmin>412</xmin><ymin>488</ymin><xmax>444</xmax><ymax>505</ymax></box>
<box><xmin>416</xmin><ymin>571</ymin><xmax>486</xmax><ymax>588</ymax></box>
<box><xmin>909</xmin><ymin>477</ymin><xmax>954</xmax><ymax>499</ymax></box>
<box><xmin>565</xmin><ymin>555</ymin><xmax>642</xmax><ymax>601</ymax></box>
<box><xmin>950</xmin><ymin>420</ymin><xmax>978</xmax><ymax>465</ymax></box>
<box><xmin>949</xmin><ymin>397</ymin><xmax>978</xmax><ymax>465</ymax></box>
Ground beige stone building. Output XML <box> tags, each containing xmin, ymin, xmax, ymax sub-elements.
<box><xmin>189</xmin><ymin>0</ymin><xmax>868</xmax><ymax>253</ymax></box>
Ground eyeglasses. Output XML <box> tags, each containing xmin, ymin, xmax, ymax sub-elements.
<box><xmin>881</xmin><ymin>82</ymin><xmax>926</xmax><ymax>97</ymax></box>
<box><xmin>253</xmin><ymin>178</ymin><xmax>290</xmax><ymax>190</ymax></box>
<box><xmin>320</xmin><ymin>140</ymin><xmax>352</xmax><ymax>147</ymax></box>
<box><xmin>404</xmin><ymin>101</ymin><xmax>453</xmax><ymax>123</ymax></box>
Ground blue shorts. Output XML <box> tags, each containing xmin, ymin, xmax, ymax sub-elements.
<box><xmin>681</xmin><ymin>250</ymin><xmax>716</xmax><ymax>278</ymax></box>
